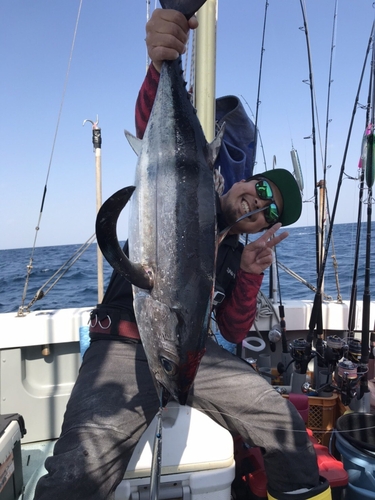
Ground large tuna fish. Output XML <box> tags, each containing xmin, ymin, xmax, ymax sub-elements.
<box><xmin>96</xmin><ymin>0</ymin><xmax>223</xmax><ymax>405</ymax></box>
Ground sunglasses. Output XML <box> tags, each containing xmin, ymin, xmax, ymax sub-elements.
<box><xmin>254</xmin><ymin>179</ymin><xmax>280</xmax><ymax>224</ymax></box>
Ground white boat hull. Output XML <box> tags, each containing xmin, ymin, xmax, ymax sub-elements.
<box><xmin>1</xmin><ymin>299</ymin><xmax>373</xmax><ymax>443</ymax></box>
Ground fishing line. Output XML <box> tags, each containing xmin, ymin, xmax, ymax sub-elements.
<box><xmin>185</xmin><ymin>404</ymin><xmax>375</xmax><ymax>437</ymax></box>
<box><xmin>236</xmin><ymin>3</ymin><xmax>269</xmax><ymax>245</ymax></box>
<box><xmin>299</xmin><ymin>2</ymin><xmax>338</xmax><ymax>310</ymax></box>
<box><xmin>19</xmin><ymin>0</ymin><xmax>84</xmax><ymax>315</ymax></box>
<box><xmin>19</xmin><ymin>234</ymin><xmax>96</xmax><ymax>314</ymax></box>
<box><xmin>322</xmin><ymin>197</ymin><xmax>343</xmax><ymax>303</ymax></box>
<box><xmin>241</xmin><ymin>95</ymin><xmax>267</xmax><ymax>172</ymax></box>
<box><xmin>322</xmin><ymin>0</ymin><xmax>338</xmax><ymax>184</ymax></box>
<box><xmin>318</xmin><ymin>0</ymin><xmax>338</xmax><ymax>289</ymax></box>
<box><xmin>276</xmin><ymin>262</ymin><xmax>332</xmax><ymax>300</ymax></box>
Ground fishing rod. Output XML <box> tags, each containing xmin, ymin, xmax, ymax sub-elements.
<box><xmin>276</xmin><ymin>261</ymin><xmax>332</xmax><ymax>300</ymax></box>
<box><xmin>18</xmin><ymin>1</ymin><xmax>83</xmax><ymax>314</ymax></box>
<box><xmin>254</xmin><ymin>0</ymin><xmax>269</xmax><ymax>137</ymax></box>
<box><xmin>324</xmin><ymin>197</ymin><xmax>342</xmax><ymax>303</ymax></box>
<box><xmin>347</xmin><ymin>71</ymin><xmax>373</xmax><ymax>336</ymax></box>
<box><xmin>322</xmin><ymin>0</ymin><xmax>338</xmax><ymax>207</ymax></box>
<box><xmin>319</xmin><ymin>0</ymin><xmax>338</xmax><ymax>286</ymax></box>
<box><xmin>239</xmin><ymin>1</ymin><xmax>269</xmax><ymax>192</ymax></box>
<box><xmin>347</xmin><ymin>3</ymin><xmax>375</xmax><ymax>337</ymax></box>
<box><xmin>336</xmin><ymin>43</ymin><xmax>375</xmax><ymax>407</ymax></box>
<box><xmin>357</xmin><ymin>31</ymin><xmax>375</xmax><ymax>405</ymax></box>
<box><xmin>299</xmin><ymin>0</ymin><xmax>323</xmax><ymax>346</ymax></box>
<box><xmin>307</xmin><ymin>21</ymin><xmax>375</xmax><ymax>347</ymax></box>
<box><xmin>83</xmin><ymin>117</ymin><xmax>104</xmax><ymax>303</ymax></box>
<box><xmin>149</xmin><ymin>388</ymin><xmax>165</xmax><ymax>500</ymax></box>
<box><xmin>271</xmin><ymin>246</ymin><xmax>294</xmax><ymax>385</ymax></box>
<box><xmin>299</xmin><ymin>0</ymin><xmax>319</xmax><ymax>276</ymax></box>
<box><xmin>299</xmin><ymin>2</ymin><xmax>342</xmax><ymax>314</ymax></box>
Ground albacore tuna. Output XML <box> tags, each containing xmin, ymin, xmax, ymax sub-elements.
<box><xmin>96</xmin><ymin>0</ymin><xmax>223</xmax><ymax>405</ymax></box>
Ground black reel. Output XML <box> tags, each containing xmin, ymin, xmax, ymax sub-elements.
<box><xmin>289</xmin><ymin>338</ymin><xmax>314</xmax><ymax>374</ymax></box>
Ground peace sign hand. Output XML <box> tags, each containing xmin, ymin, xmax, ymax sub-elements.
<box><xmin>240</xmin><ymin>223</ymin><xmax>289</xmax><ymax>275</ymax></box>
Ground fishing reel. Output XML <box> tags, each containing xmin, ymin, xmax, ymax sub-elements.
<box><xmin>310</xmin><ymin>336</ymin><xmax>348</xmax><ymax>395</ymax></box>
<box><xmin>315</xmin><ymin>336</ymin><xmax>326</xmax><ymax>368</ymax></box>
<box><xmin>326</xmin><ymin>337</ymin><xmax>372</xmax><ymax>406</ymax></box>
<box><xmin>289</xmin><ymin>338</ymin><xmax>314</xmax><ymax>374</ymax></box>
<box><xmin>268</xmin><ymin>324</ymin><xmax>282</xmax><ymax>353</ymax></box>
<box><xmin>347</xmin><ymin>338</ymin><xmax>362</xmax><ymax>364</ymax></box>
<box><xmin>313</xmin><ymin>334</ymin><xmax>346</xmax><ymax>367</ymax></box>
<box><xmin>332</xmin><ymin>359</ymin><xmax>360</xmax><ymax>406</ymax></box>
<box><xmin>323</xmin><ymin>335</ymin><xmax>347</xmax><ymax>371</ymax></box>
<box><xmin>369</xmin><ymin>332</ymin><xmax>375</xmax><ymax>380</ymax></box>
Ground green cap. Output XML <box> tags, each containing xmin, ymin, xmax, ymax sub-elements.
<box><xmin>257</xmin><ymin>169</ymin><xmax>302</xmax><ymax>227</ymax></box>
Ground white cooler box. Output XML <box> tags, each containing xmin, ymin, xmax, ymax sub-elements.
<box><xmin>115</xmin><ymin>402</ymin><xmax>235</xmax><ymax>500</ymax></box>
<box><xmin>0</xmin><ymin>414</ymin><xmax>26</xmax><ymax>500</ymax></box>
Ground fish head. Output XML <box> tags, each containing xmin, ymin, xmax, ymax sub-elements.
<box><xmin>134</xmin><ymin>291</ymin><xmax>206</xmax><ymax>405</ymax></box>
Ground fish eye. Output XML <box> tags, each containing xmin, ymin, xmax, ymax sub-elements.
<box><xmin>160</xmin><ymin>357</ymin><xmax>178</xmax><ymax>376</ymax></box>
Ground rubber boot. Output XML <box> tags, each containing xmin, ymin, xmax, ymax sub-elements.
<box><xmin>267</xmin><ymin>477</ymin><xmax>332</xmax><ymax>500</ymax></box>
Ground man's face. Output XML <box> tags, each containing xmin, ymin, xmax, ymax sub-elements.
<box><xmin>220</xmin><ymin>179</ymin><xmax>283</xmax><ymax>235</ymax></box>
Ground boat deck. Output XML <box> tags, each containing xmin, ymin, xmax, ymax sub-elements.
<box><xmin>20</xmin><ymin>440</ymin><xmax>55</xmax><ymax>499</ymax></box>
<box><xmin>2</xmin><ymin>303</ymin><xmax>374</xmax><ymax>499</ymax></box>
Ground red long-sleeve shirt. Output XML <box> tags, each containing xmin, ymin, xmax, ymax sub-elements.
<box><xmin>134</xmin><ymin>63</ymin><xmax>263</xmax><ymax>344</ymax></box>
<box><xmin>135</xmin><ymin>63</ymin><xmax>160</xmax><ymax>140</ymax></box>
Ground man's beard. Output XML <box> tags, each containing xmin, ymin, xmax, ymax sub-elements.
<box><xmin>222</xmin><ymin>202</ymin><xmax>239</xmax><ymax>226</ymax></box>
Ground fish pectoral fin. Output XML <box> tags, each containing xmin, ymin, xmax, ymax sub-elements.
<box><xmin>124</xmin><ymin>130</ymin><xmax>142</xmax><ymax>156</ymax></box>
<box><xmin>207</xmin><ymin>123</ymin><xmax>226</xmax><ymax>170</ymax></box>
<box><xmin>96</xmin><ymin>186</ymin><xmax>153</xmax><ymax>290</ymax></box>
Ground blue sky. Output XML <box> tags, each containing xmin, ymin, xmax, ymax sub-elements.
<box><xmin>1</xmin><ymin>0</ymin><xmax>374</xmax><ymax>249</ymax></box>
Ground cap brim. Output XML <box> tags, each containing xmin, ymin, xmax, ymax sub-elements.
<box><xmin>260</xmin><ymin>169</ymin><xmax>302</xmax><ymax>227</ymax></box>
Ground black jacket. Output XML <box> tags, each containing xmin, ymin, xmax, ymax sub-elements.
<box><xmin>90</xmin><ymin>194</ymin><xmax>243</xmax><ymax>341</ymax></box>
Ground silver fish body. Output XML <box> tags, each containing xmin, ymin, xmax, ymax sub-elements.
<box><xmin>96</xmin><ymin>4</ymin><xmax>223</xmax><ymax>405</ymax></box>
<box><xmin>127</xmin><ymin>57</ymin><xmax>219</xmax><ymax>405</ymax></box>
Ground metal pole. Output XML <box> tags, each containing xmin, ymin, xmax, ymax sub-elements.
<box><xmin>84</xmin><ymin>118</ymin><xmax>104</xmax><ymax>303</ymax></box>
<box><xmin>195</xmin><ymin>0</ymin><xmax>217</xmax><ymax>140</ymax></box>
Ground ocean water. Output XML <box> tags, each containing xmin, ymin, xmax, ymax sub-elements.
<box><xmin>1</xmin><ymin>222</ymin><xmax>375</xmax><ymax>314</ymax></box>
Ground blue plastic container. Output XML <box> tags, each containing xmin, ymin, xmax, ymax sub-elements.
<box><xmin>332</xmin><ymin>412</ymin><xmax>375</xmax><ymax>500</ymax></box>
<box><xmin>79</xmin><ymin>325</ymin><xmax>90</xmax><ymax>358</ymax></box>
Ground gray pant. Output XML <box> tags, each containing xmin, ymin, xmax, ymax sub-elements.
<box><xmin>34</xmin><ymin>338</ymin><xmax>319</xmax><ymax>499</ymax></box>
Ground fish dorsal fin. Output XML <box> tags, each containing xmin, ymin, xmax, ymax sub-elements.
<box><xmin>207</xmin><ymin>123</ymin><xmax>225</xmax><ymax>170</ymax></box>
<box><xmin>159</xmin><ymin>0</ymin><xmax>207</xmax><ymax>20</ymax></box>
<box><xmin>125</xmin><ymin>130</ymin><xmax>142</xmax><ymax>156</ymax></box>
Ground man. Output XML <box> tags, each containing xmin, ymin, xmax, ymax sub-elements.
<box><xmin>34</xmin><ymin>9</ymin><xmax>331</xmax><ymax>500</ymax></box>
